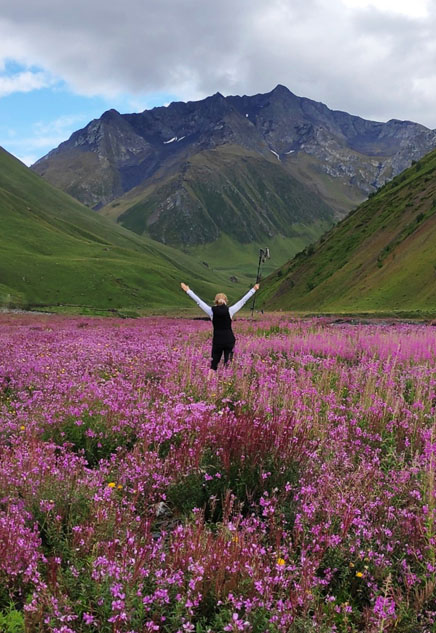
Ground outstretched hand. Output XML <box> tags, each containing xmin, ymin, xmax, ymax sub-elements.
<box><xmin>254</xmin><ymin>283</ymin><xmax>260</xmax><ymax>290</ymax></box>
<box><xmin>181</xmin><ymin>282</ymin><xmax>190</xmax><ymax>292</ymax></box>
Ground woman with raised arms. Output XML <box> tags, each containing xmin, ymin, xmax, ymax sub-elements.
<box><xmin>180</xmin><ymin>282</ymin><xmax>259</xmax><ymax>378</ymax></box>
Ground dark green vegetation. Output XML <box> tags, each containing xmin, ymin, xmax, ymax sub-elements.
<box><xmin>101</xmin><ymin>145</ymin><xmax>334</xmax><ymax>277</ymax></box>
<box><xmin>107</xmin><ymin>146</ymin><xmax>333</xmax><ymax>245</ymax></box>
<box><xmin>0</xmin><ymin>148</ymin><xmax>238</xmax><ymax>312</ymax></box>
<box><xmin>261</xmin><ymin>151</ymin><xmax>436</xmax><ymax>312</ymax></box>
<box><xmin>0</xmin><ymin>606</ymin><xmax>24</xmax><ymax>633</ymax></box>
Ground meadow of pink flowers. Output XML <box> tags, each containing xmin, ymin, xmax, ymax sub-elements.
<box><xmin>1</xmin><ymin>313</ymin><xmax>436</xmax><ymax>632</ymax></box>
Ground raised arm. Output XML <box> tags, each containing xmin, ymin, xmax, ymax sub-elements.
<box><xmin>181</xmin><ymin>283</ymin><xmax>213</xmax><ymax>319</ymax></box>
<box><xmin>229</xmin><ymin>284</ymin><xmax>259</xmax><ymax>318</ymax></box>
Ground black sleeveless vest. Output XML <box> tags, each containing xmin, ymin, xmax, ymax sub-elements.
<box><xmin>211</xmin><ymin>305</ymin><xmax>235</xmax><ymax>346</ymax></box>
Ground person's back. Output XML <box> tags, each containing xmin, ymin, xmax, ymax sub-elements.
<box><xmin>212</xmin><ymin>304</ymin><xmax>233</xmax><ymax>337</ymax></box>
<box><xmin>180</xmin><ymin>281</ymin><xmax>259</xmax><ymax>375</ymax></box>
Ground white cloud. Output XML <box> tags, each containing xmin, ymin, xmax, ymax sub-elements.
<box><xmin>0</xmin><ymin>69</ymin><xmax>53</xmax><ymax>97</ymax></box>
<box><xmin>3</xmin><ymin>113</ymin><xmax>92</xmax><ymax>165</ymax></box>
<box><xmin>32</xmin><ymin>114</ymin><xmax>89</xmax><ymax>141</ymax></box>
<box><xmin>0</xmin><ymin>0</ymin><xmax>436</xmax><ymax>127</ymax></box>
<box><xmin>16</xmin><ymin>153</ymin><xmax>38</xmax><ymax>166</ymax></box>
<box><xmin>342</xmin><ymin>0</ymin><xmax>429</xmax><ymax>18</ymax></box>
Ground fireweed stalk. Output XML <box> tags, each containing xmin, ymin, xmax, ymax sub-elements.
<box><xmin>0</xmin><ymin>314</ymin><xmax>435</xmax><ymax>631</ymax></box>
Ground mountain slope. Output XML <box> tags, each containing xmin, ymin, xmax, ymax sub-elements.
<box><xmin>260</xmin><ymin>152</ymin><xmax>436</xmax><ymax>312</ymax></box>
<box><xmin>0</xmin><ymin>147</ymin><xmax>237</xmax><ymax>311</ymax></box>
<box><xmin>101</xmin><ymin>144</ymin><xmax>333</xmax><ymax>243</ymax></box>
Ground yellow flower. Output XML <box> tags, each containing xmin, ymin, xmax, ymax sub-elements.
<box><xmin>108</xmin><ymin>482</ymin><xmax>116</xmax><ymax>488</ymax></box>
<box><xmin>117</xmin><ymin>484</ymin><xmax>123</xmax><ymax>490</ymax></box>
<box><xmin>356</xmin><ymin>571</ymin><xmax>364</xmax><ymax>578</ymax></box>
<box><xmin>20</xmin><ymin>425</ymin><xmax>25</xmax><ymax>431</ymax></box>
<box><xmin>277</xmin><ymin>558</ymin><xmax>285</xmax><ymax>566</ymax></box>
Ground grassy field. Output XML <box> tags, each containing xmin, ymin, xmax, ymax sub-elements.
<box><xmin>184</xmin><ymin>228</ymin><xmax>331</xmax><ymax>285</ymax></box>
<box><xmin>0</xmin><ymin>148</ymin><xmax>244</xmax><ymax>312</ymax></box>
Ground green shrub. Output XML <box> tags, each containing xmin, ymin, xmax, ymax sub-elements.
<box><xmin>0</xmin><ymin>606</ymin><xmax>25</xmax><ymax>633</ymax></box>
<box><xmin>167</xmin><ymin>451</ymin><xmax>299</xmax><ymax>523</ymax></box>
<box><xmin>42</xmin><ymin>409</ymin><xmax>137</xmax><ymax>467</ymax></box>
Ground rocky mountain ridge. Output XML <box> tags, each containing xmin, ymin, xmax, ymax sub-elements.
<box><xmin>32</xmin><ymin>85</ymin><xmax>436</xmax><ymax>250</ymax></box>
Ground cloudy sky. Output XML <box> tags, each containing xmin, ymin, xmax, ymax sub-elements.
<box><xmin>0</xmin><ymin>0</ymin><xmax>435</xmax><ymax>165</ymax></box>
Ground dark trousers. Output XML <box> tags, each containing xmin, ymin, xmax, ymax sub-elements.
<box><xmin>211</xmin><ymin>343</ymin><xmax>234</xmax><ymax>370</ymax></box>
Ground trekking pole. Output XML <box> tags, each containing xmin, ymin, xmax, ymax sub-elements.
<box><xmin>250</xmin><ymin>248</ymin><xmax>270</xmax><ymax>317</ymax></box>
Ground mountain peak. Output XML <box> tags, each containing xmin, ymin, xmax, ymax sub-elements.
<box><xmin>200</xmin><ymin>91</ymin><xmax>232</xmax><ymax>115</ymax></box>
<box><xmin>206</xmin><ymin>91</ymin><xmax>226</xmax><ymax>102</ymax></box>
<box><xmin>270</xmin><ymin>84</ymin><xmax>292</xmax><ymax>96</ymax></box>
<box><xmin>101</xmin><ymin>108</ymin><xmax>121</xmax><ymax>121</ymax></box>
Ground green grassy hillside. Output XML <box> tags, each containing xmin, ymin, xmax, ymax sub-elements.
<box><xmin>0</xmin><ymin>148</ymin><xmax>241</xmax><ymax>312</ymax></box>
<box><xmin>260</xmin><ymin>151</ymin><xmax>436</xmax><ymax>313</ymax></box>
<box><xmin>100</xmin><ymin>145</ymin><xmax>334</xmax><ymax>280</ymax></box>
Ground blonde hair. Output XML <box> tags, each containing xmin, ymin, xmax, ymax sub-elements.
<box><xmin>214</xmin><ymin>293</ymin><xmax>228</xmax><ymax>305</ymax></box>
